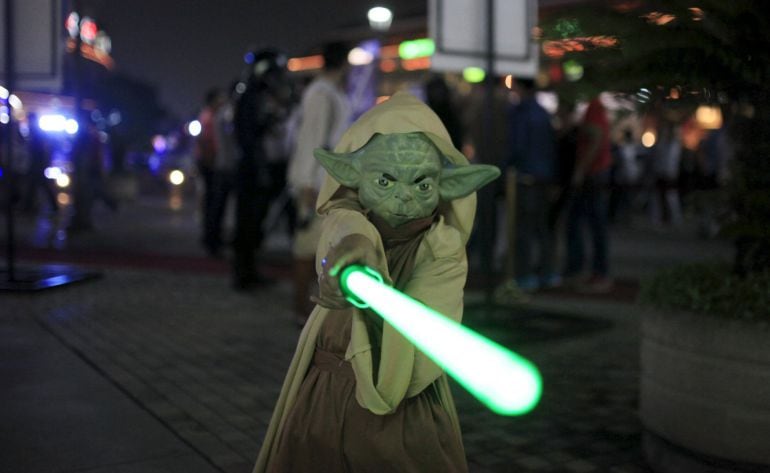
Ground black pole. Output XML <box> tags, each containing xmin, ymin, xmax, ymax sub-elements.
<box><xmin>0</xmin><ymin>0</ymin><xmax>101</xmax><ymax>291</ymax></box>
<box><xmin>479</xmin><ymin>0</ymin><xmax>496</xmax><ymax>300</ymax></box>
<box><xmin>4</xmin><ymin>0</ymin><xmax>17</xmax><ymax>282</ymax></box>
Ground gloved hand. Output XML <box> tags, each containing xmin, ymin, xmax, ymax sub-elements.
<box><xmin>312</xmin><ymin>234</ymin><xmax>389</xmax><ymax>309</ymax></box>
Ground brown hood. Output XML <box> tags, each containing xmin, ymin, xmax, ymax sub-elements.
<box><xmin>316</xmin><ymin>91</ymin><xmax>477</xmax><ymax>243</ymax></box>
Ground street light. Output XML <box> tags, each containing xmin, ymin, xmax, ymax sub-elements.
<box><xmin>367</xmin><ymin>6</ymin><xmax>392</xmax><ymax>32</ymax></box>
<box><xmin>187</xmin><ymin>119</ymin><xmax>202</xmax><ymax>137</ymax></box>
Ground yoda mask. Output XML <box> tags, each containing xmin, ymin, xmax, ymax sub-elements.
<box><xmin>315</xmin><ymin>132</ymin><xmax>500</xmax><ymax>228</ymax></box>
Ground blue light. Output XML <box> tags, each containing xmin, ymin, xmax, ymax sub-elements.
<box><xmin>38</xmin><ymin>114</ymin><xmax>79</xmax><ymax>135</ymax></box>
<box><xmin>244</xmin><ymin>51</ymin><xmax>255</xmax><ymax>64</ymax></box>
<box><xmin>360</xmin><ymin>39</ymin><xmax>381</xmax><ymax>56</ymax></box>
<box><xmin>148</xmin><ymin>155</ymin><xmax>161</xmax><ymax>174</ymax></box>
<box><xmin>152</xmin><ymin>135</ymin><xmax>168</xmax><ymax>154</ymax></box>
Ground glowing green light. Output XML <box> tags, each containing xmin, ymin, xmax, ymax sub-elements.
<box><xmin>340</xmin><ymin>265</ymin><xmax>542</xmax><ymax>416</ymax></box>
<box><xmin>398</xmin><ymin>38</ymin><xmax>435</xmax><ymax>60</ymax></box>
<box><xmin>463</xmin><ymin>67</ymin><xmax>486</xmax><ymax>83</ymax></box>
<box><xmin>563</xmin><ymin>59</ymin><xmax>584</xmax><ymax>82</ymax></box>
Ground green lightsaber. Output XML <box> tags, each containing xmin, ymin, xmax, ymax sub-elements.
<box><xmin>339</xmin><ymin>264</ymin><xmax>542</xmax><ymax>416</ymax></box>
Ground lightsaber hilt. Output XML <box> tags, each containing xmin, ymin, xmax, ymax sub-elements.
<box><xmin>338</xmin><ymin>264</ymin><xmax>542</xmax><ymax>416</ymax></box>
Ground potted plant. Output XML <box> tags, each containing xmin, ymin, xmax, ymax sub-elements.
<box><xmin>639</xmin><ymin>263</ymin><xmax>770</xmax><ymax>471</ymax></box>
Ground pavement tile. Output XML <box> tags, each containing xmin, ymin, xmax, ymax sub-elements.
<box><xmin>71</xmin><ymin>454</ymin><xmax>219</xmax><ymax>473</ymax></box>
<box><xmin>474</xmin><ymin>453</ymin><xmax>505</xmax><ymax>467</ymax></box>
<box><xmin>514</xmin><ymin>455</ymin><xmax>553</xmax><ymax>470</ymax></box>
<box><xmin>564</xmin><ymin>458</ymin><xmax>600</xmax><ymax>472</ymax></box>
<box><xmin>609</xmin><ymin>464</ymin><xmax>651</xmax><ymax>473</ymax></box>
<box><xmin>547</xmin><ymin>450</ymin><xmax>577</xmax><ymax>463</ymax></box>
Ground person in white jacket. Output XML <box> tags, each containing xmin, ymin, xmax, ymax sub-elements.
<box><xmin>286</xmin><ymin>41</ymin><xmax>351</xmax><ymax>325</ymax></box>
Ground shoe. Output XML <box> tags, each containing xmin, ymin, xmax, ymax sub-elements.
<box><xmin>561</xmin><ymin>272</ymin><xmax>588</xmax><ymax>289</ymax></box>
<box><xmin>253</xmin><ymin>273</ymin><xmax>276</xmax><ymax>286</ymax></box>
<box><xmin>541</xmin><ymin>273</ymin><xmax>563</xmax><ymax>289</ymax></box>
<box><xmin>232</xmin><ymin>273</ymin><xmax>274</xmax><ymax>291</ymax></box>
<box><xmin>577</xmin><ymin>275</ymin><xmax>614</xmax><ymax>294</ymax></box>
<box><xmin>515</xmin><ymin>275</ymin><xmax>541</xmax><ymax>292</ymax></box>
<box><xmin>232</xmin><ymin>278</ymin><xmax>255</xmax><ymax>292</ymax></box>
<box><xmin>205</xmin><ymin>244</ymin><xmax>223</xmax><ymax>258</ymax></box>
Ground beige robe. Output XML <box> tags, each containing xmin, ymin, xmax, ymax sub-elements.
<box><xmin>253</xmin><ymin>92</ymin><xmax>477</xmax><ymax>473</ymax></box>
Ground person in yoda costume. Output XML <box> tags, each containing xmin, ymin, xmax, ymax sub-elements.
<box><xmin>254</xmin><ymin>92</ymin><xmax>500</xmax><ymax>473</ymax></box>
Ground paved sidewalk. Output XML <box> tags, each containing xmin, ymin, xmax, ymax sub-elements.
<box><xmin>3</xmin><ymin>268</ymin><xmax>652</xmax><ymax>473</ymax></box>
<box><xmin>0</xmin><ymin>194</ymin><xmax>732</xmax><ymax>472</ymax></box>
<box><xmin>0</xmin><ymin>291</ymin><xmax>220</xmax><ymax>473</ymax></box>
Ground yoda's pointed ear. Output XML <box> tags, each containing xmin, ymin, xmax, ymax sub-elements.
<box><xmin>439</xmin><ymin>164</ymin><xmax>501</xmax><ymax>201</ymax></box>
<box><xmin>314</xmin><ymin>148</ymin><xmax>361</xmax><ymax>188</ymax></box>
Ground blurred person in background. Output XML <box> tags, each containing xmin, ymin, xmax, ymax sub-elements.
<box><xmin>649</xmin><ymin>121</ymin><xmax>683</xmax><ymax>228</ymax></box>
<box><xmin>694</xmin><ymin>121</ymin><xmax>732</xmax><ymax>238</ymax></box>
<box><xmin>564</xmin><ymin>96</ymin><xmax>613</xmax><ymax>293</ymax></box>
<box><xmin>260</xmin><ymin>83</ymin><xmax>301</xmax><ymax>239</ymax></box>
<box><xmin>22</xmin><ymin>113</ymin><xmax>59</xmax><ymax>215</ymax></box>
<box><xmin>461</xmin><ymin>78</ymin><xmax>510</xmax><ymax>166</ymax></box>
<box><xmin>205</xmin><ymin>81</ymin><xmax>241</xmax><ymax>258</ymax></box>
<box><xmin>425</xmin><ymin>75</ymin><xmax>463</xmax><ymax>149</ymax></box>
<box><xmin>505</xmin><ymin>78</ymin><xmax>559</xmax><ymax>291</ymax></box>
<box><xmin>608</xmin><ymin>129</ymin><xmax>640</xmax><ymax>225</ymax></box>
<box><xmin>287</xmin><ymin>41</ymin><xmax>351</xmax><ymax>325</ymax></box>
<box><xmin>461</xmin><ymin>78</ymin><xmax>510</xmax><ymax>272</ymax></box>
<box><xmin>83</xmin><ymin>120</ymin><xmax>118</xmax><ymax>214</ymax></box>
<box><xmin>232</xmin><ymin>48</ymin><xmax>292</xmax><ymax>290</ymax></box>
<box><xmin>550</xmin><ymin>98</ymin><xmax>578</xmax><ymax>230</ymax></box>
<box><xmin>196</xmin><ymin>88</ymin><xmax>225</xmax><ymax>254</ymax></box>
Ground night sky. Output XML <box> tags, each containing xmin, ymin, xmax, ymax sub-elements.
<box><xmin>83</xmin><ymin>0</ymin><xmax>427</xmax><ymax>119</ymax></box>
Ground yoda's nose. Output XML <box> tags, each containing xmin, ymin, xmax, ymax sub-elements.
<box><xmin>394</xmin><ymin>188</ymin><xmax>413</xmax><ymax>202</ymax></box>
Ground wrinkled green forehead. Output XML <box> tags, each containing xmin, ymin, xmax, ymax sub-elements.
<box><xmin>357</xmin><ymin>132</ymin><xmax>443</xmax><ymax>168</ymax></box>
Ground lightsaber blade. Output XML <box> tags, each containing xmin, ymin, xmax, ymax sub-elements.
<box><xmin>339</xmin><ymin>265</ymin><xmax>542</xmax><ymax>416</ymax></box>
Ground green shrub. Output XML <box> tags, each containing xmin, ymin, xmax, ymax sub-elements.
<box><xmin>639</xmin><ymin>262</ymin><xmax>770</xmax><ymax>323</ymax></box>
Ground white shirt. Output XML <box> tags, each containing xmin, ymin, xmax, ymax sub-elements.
<box><xmin>287</xmin><ymin>76</ymin><xmax>351</xmax><ymax>195</ymax></box>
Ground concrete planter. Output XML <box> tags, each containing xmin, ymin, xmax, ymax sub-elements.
<box><xmin>640</xmin><ymin>310</ymin><xmax>770</xmax><ymax>471</ymax></box>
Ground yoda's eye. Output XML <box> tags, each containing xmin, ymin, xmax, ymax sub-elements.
<box><xmin>376</xmin><ymin>176</ymin><xmax>393</xmax><ymax>188</ymax></box>
<box><xmin>418</xmin><ymin>182</ymin><xmax>432</xmax><ymax>192</ymax></box>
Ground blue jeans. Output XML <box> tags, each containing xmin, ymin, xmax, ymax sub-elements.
<box><xmin>565</xmin><ymin>172</ymin><xmax>610</xmax><ymax>277</ymax></box>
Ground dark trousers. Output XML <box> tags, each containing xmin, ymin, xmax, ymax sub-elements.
<box><xmin>515</xmin><ymin>183</ymin><xmax>555</xmax><ymax>279</ymax></box>
<box><xmin>199</xmin><ymin>165</ymin><xmax>215</xmax><ymax>243</ymax></box>
<box><xmin>23</xmin><ymin>171</ymin><xmax>59</xmax><ymax>213</ymax></box>
<box><xmin>204</xmin><ymin>170</ymin><xmax>235</xmax><ymax>253</ymax></box>
<box><xmin>232</xmin><ymin>157</ymin><xmax>271</xmax><ymax>285</ymax></box>
<box><xmin>565</xmin><ymin>173</ymin><xmax>609</xmax><ymax>277</ymax></box>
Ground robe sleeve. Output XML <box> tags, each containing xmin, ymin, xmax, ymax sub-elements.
<box><xmin>316</xmin><ymin>207</ymin><xmax>387</xmax><ymax>276</ymax></box>
<box><xmin>347</xmin><ymin>218</ymin><xmax>468</xmax><ymax>414</ymax></box>
<box><xmin>254</xmin><ymin>207</ymin><xmax>386</xmax><ymax>472</ymax></box>
<box><xmin>403</xmin><ymin>221</ymin><xmax>468</xmax><ymax>396</ymax></box>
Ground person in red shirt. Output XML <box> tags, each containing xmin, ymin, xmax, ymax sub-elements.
<box><xmin>196</xmin><ymin>88</ymin><xmax>225</xmax><ymax>255</ymax></box>
<box><xmin>564</xmin><ymin>97</ymin><xmax>613</xmax><ymax>292</ymax></box>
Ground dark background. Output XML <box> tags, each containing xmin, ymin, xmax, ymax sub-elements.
<box><xmin>81</xmin><ymin>0</ymin><xmax>428</xmax><ymax>118</ymax></box>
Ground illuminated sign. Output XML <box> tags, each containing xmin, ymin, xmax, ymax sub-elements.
<box><xmin>398</xmin><ymin>38</ymin><xmax>435</xmax><ymax>60</ymax></box>
<box><xmin>463</xmin><ymin>67</ymin><xmax>485</xmax><ymax>83</ymax></box>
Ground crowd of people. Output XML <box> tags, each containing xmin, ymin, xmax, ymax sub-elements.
<box><xmin>4</xmin><ymin>112</ymin><xmax>118</xmax><ymax>230</ymax></box>
<box><xmin>192</xmin><ymin>43</ymin><xmax>352</xmax><ymax>322</ymax></box>
<box><xmin>171</xmin><ymin>41</ymin><xmax>740</xmax><ymax>473</ymax></box>
<box><xmin>191</xmin><ymin>42</ymin><xmax>733</xmax><ymax>304</ymax></box>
